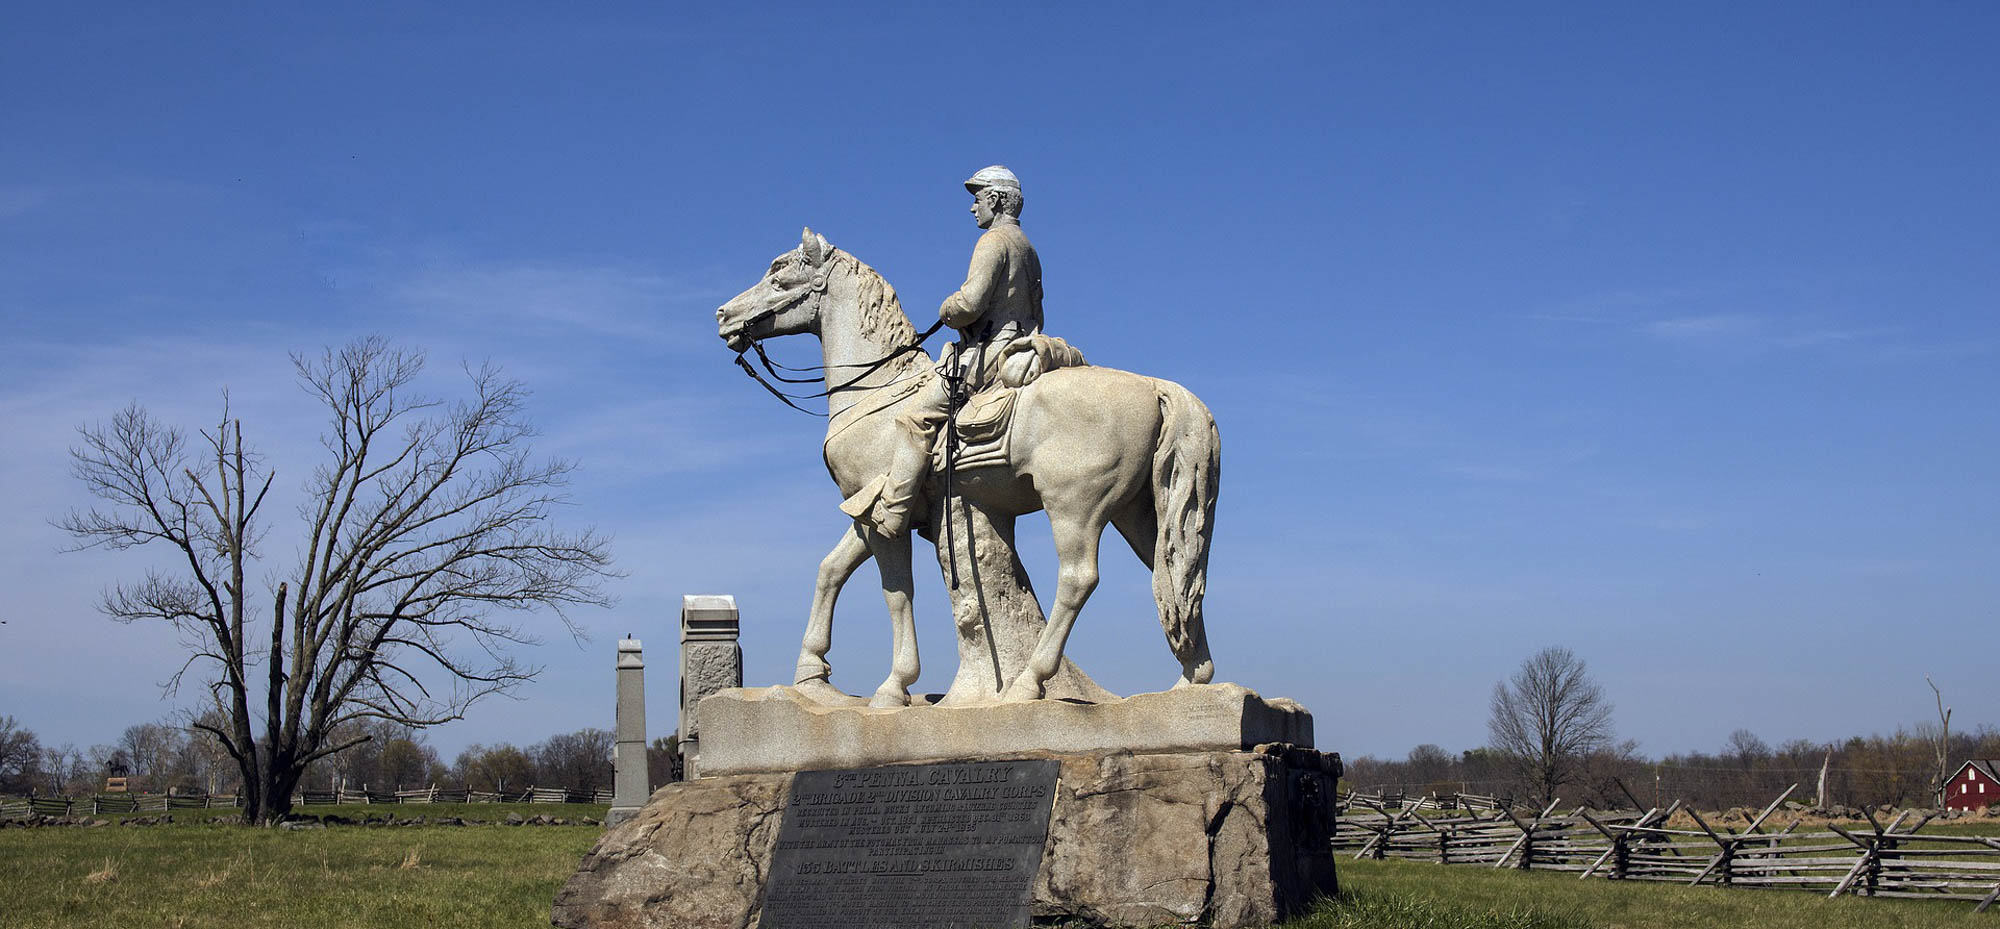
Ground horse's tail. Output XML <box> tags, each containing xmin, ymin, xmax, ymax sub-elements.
<box><xmin>1150</xmin><ymin>378</ymin><xmax>1218</xmax><ymax>682</ymax></box>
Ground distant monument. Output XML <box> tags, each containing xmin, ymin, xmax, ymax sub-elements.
<box><xmin>606</xmin><ymin>637</ymin><xmax>647</xmax><ymax>827</ymax></box>
<box><xmin>554</xmin><ymin>168</ymin><xmax>1337</xmax><ymax>929</ymax></box>
<box><xmin>677</xmin><ymin>595</ymin><xmax>743</xmax><ymax>778</ymax></box>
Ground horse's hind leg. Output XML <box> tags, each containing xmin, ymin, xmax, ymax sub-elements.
<box><xmin>1111</xmin><ymin>501</ymin><xmax>1156</xmax><ymax>570</ymax></box>
<box><xmin>1113</xmin><ymin>498</ymin><xmax>1213</xmax><ymax>688</ymax></box>
<box><xmin>864</xmin><ymin>527</ymin><xmax>920</xmax><ymax>708</ymax></box>
<box><xmin>796</xmin><ymin>523</ymin><xmax>871</xmax><ymax>703</ymax></box>
<box><xmin>1001</xmin><ymin>506</ymin><xmax>1109</xmax><ymax>703</ymax></box>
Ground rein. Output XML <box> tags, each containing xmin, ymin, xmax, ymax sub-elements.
<box><xmin>731</xmin><ymin>278</ymin><xmax>946</xmax><ymax>417</ymax></box>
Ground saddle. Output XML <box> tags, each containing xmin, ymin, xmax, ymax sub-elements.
<box><xmin>933</xmin><ymin>334</ymin><xmax>1087</xmax><ymax>471</ymax></box>
<box><xmin>838</xmin><ymin>335</ymin><xmax>1085</xmax><ymax>531</ymax></box>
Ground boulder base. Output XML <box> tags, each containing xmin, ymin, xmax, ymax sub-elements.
<box><xmin>552</xmin><ymin>745</ymin><xmax>1338</xmax><ymax>929</ymax></box>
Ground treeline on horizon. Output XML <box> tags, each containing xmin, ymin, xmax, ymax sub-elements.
<box><xmin>0</xmin><ymin>714</ymin><xmax>679</xmax><ymax>798</ymax></box>
<box><xmin>1344</xmin><ymin>724</ymin><xmax>2000</xmax><ymax>812</ymax></box>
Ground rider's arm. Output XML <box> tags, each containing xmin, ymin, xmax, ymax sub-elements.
<box><xmin>939</xmin><ymin>232</ymin><xmax>1008</xmax><ymax>328</ymax></box>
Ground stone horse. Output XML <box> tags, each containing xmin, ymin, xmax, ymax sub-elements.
<box><xmin>716</xmin><ymin>229</ymin><xmax>1218</xmax><ymax>705</ymax></box>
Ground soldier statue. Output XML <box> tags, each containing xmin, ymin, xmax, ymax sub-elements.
<box><xmin>862</xmin><ymin>165</ymin><xmax>1046</xmax><ymax>538</ymax></box>
<box><xmin>717</xmin><ymin>164</ymin><xmax>1217</xmax><ymax>705</ymax></box>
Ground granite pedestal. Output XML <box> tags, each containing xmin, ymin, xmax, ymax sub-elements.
<box><xmin>554</xmin><ymin>686</ymin><xmax>1337</xmax><ymax>929</ymax></box>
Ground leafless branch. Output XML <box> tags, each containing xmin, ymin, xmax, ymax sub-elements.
<box><xmin>59</xmin><ymin>336</ymin><xmax>614</xmax><ymax>824</ymax></box>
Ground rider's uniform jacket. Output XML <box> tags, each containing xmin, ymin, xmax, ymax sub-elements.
<box><xmin>937</xmin><ymin>217</ymin><xmax>1043</xmax><ymax>392</ymax></box>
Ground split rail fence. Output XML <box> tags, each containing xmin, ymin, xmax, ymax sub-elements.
<box><xmin>1</xmin><ymin>786</ymin><xmax>611</xmax><ymax>819</ymax></box>
<box><xmin>1335</xmin><ymin>784</ymin><xmax>2000</xmax><ymax>913</ymax></box>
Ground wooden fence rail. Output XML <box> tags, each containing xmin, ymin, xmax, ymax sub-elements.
<box><xmin>1335</xmin><ymin>784</ymin><xmax>2000</xmax><ymax>913</ymax></box>
<box><xmin>1</xmin><ymin>786</ymin><xmax>613</xmax><ymax>819</ymax></box>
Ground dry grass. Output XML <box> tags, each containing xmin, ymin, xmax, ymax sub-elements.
<box><xmin>82</xmin><ymin>858</ymin><xmax>118</xmax><ymax>884</ymax></box>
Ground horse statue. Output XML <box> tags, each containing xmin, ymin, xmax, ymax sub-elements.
<box><xmin>716</xmin><ymin>228</ymin><xmax>1219</xmax><ymax>705</ymax></box>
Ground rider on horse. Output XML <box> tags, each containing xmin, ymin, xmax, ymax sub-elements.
<box><xmin>858</xmin><ymin>165</ymin><xmax>1047</xmax><ymax>538</ymax></box>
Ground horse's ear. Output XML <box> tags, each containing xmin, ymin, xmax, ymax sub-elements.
<box><xmin>800</xmin><ymin>227</ymin><xmax>825</xmax><ymax>265</ymax></box>
<box><xmin>813</xmin><ymin>232</ymin><xmax>833</xmax><ymax>260</ymax></box>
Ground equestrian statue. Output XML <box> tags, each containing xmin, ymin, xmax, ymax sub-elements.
<box><xmin>716</xmin><ymin>166</ymin><xmax>1219</xmax><ymax>706</ymax></box>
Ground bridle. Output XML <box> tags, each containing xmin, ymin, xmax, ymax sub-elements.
<box><xmin>725</xmin><ymin>250</ymin><xmax>967</xmax><ymax>585</ymax></box>
<box><xmin>729</xmin><ymin>256</ymin><xmax>945</xmax><ymax>417</ymax></box>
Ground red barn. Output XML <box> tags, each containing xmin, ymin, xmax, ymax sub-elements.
<box><xmin>1945</xmin><ymin>760</ymin><xmax>2000</xmax><ymax>811</ymax></box>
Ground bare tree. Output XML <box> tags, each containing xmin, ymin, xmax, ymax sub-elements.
<box><xmin>118</xmin><ymin>722</ymin><xmax>179</xmax><ymax>793</ymax></box>
<box><xmin>534</xmin><ymin>728</ymin><xmax>614</xmax><ymax>793</ymax></box>
<box><xmin>60</xmin><ymin>337</ymin><xmax>613</xmax><ymax>823</ymax></box>
<box><xmin>1404</xmin><ymin>744</ymin><xmax>1455</xmax><ymax>794</ymax></box>
<box><xmin>0</xmin><ymin>716</ymin><xmax>43</xmax><ymax>794</ymax></box>
<box><xmin>454</xmin><ymin>742</ymin><xmax>536</xmax><ymax>793</ymax></box>
<box><xmin>1927</xmin><ymin>676</ymin><xmax>1952</xmax><ymax>807</ymax></box>
<box><xmin>1487</xmin><ymin>646</ymin><xmax>1615</xmax><ymax>805</ymax></box>
<box><xmin>178</xmin><ymin>709</ymin><xmax>241</xmax><ymax>795</ymax></box>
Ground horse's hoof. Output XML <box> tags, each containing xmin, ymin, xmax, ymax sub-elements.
<box><xmin>999</xmin><ymin>677</ymin><xmax>1044</xmax><ymax>703</ymax></box>
<box><xmin>1174</xmin><ymin>660</ymin><xmax>1215</xmax><ymax>688</ymax></box>
<box><xmin>793</xmin><ymin>678</ymin><xmax>860</xmax><ymax>705</ymax></box>
<box><xmin>868</xmin><ymin>686</ymin><xmax>911</xmax><ymax>709</ymax></box>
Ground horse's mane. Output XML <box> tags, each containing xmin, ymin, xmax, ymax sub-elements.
<box><xmin>833</xmin><ymin>250</ymin><xmax>919</xmax><ymax>350</ymax></box>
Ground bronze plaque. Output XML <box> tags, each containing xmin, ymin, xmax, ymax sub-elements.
<box><xmin>758</xmin><ymin>759</ymin><xmax>1060</xmax><ymax>929</ymax></box>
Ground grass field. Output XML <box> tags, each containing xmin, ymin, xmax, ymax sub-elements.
<box><xmin>1311</xmin><ymin>857</ymin><xmax>1989</xmax><ymax>929</ymax></box>
<box><xmin>3</xmin><ymin>808</ymin><xmax>1993</xmax><ymax>928</ymax></box>
<box><xmin>0</xmin><ymin>805</ymin><xmax>600</xmax><ymax>929</ymax></box>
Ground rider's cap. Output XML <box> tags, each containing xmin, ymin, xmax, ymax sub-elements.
<box><xmin>964</xmin><ymin>165</ymin><xmax>1021</xmax><ymax>194</ymax></box>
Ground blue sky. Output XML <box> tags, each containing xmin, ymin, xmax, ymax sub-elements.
<box><xmin>3</xmin><ymin>3</ymin><xmax>1995</xmax><ymax>766</ymax></box>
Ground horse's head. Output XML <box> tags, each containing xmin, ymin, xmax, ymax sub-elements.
<box><xmin>717</xmin><ymin>227</ymin><xmax>837</xmax><ymax>353</ymax></box>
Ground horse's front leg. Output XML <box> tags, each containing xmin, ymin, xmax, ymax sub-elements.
<box><xmin>864</xmin><ymin>527</ymin><xmax>919</xmax><ymax>708</ymax></box>
<box><xmin>795</xmin><ymin>523</ymin><xmax>872</xmax><ymax>704</ymax></box>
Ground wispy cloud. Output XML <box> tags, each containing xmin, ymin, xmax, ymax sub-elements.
<box><xmin>545</xmin><ymin>395</ymin><xmax>788</xmax><ymax>483</ymax></box>
<box><xmin>1869</xmin><ymin>338</ymin><xmax>1996</xmax><ymax>362</ymax></box>
<box><xmin>1632</xmin><ymin>512</ymin><xmax>1719</xmax><ymax>532</ymax></box>
<box><xmin>1527</xmin><ymin>285</ymin><xmax>1719</xmax><ymax>326</ymax></box>
<box><xmin>1645</xmin><ymin>316</ymin><xmax>1993</xmax><ymax>362</ymax></box>
<box><xmin>1775</xmin><ymin>326</ymin><xmax>1898</xmax><ymax>348</ymax></box>
<box><xmin>1539</xmin><ymin>284</ymin><xmax>1991</xmax><ymax>364</ymax></box>
<box><xmin>0</xmin><ymin>185</ymin><xmax>53</xmax><ymax>219</ymax></box>
<box><xmin>391</xmin><ymin>264</ymin><xmax>723</xmax><ymax>350</ymax></box>
<box><xmin>1440</xmin><ymin>442</ymin><xmax>1602</xmax><ymax>482</ymax></box>
<box><xmin>1643</xmin><ymin>314</ymin><xmax>1763</xmax><ymax>341</ymax></box>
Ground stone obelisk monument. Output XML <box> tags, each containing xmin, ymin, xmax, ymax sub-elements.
<box><xmin>606</xmin><ymin>637</ymin><xmax>647</xmax><ymax>827</ymax></box>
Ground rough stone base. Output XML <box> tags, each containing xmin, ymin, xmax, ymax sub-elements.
<box><xmin>552</xmin><ymin>745</ymin><xmax>1339</xmax><ymax>929</ymax></box>
<box><xmin>697</xmin><ymin>683</ymin><xmax>1314</xmax><ymax>777</ymax></box>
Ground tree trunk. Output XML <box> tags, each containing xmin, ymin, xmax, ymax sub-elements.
<box><xmin>931</xmin><ymin>498</ymin><xmax>1112</xmax><ymax>704</ymax></box>
<box><xmin>260</xmin><ymin>768</ymin><xmax>300</xmax><ymax>825</ymax></box>
<box><xmin>236</xmin><ymin>755</ymin><xmax>267</xmax><ymax>825</ymax></box>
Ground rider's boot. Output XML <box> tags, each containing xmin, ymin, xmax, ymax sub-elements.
<box><xmin>871</xmin><ymin>428</ymin><xmax>931</xmax><ymax>538</ymax></box>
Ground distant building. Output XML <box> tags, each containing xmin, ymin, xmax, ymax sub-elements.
<box><xmin>1944</xmin><ymin>760</ymin><xmax>2000</xmax><ymax>811</ymax></box>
